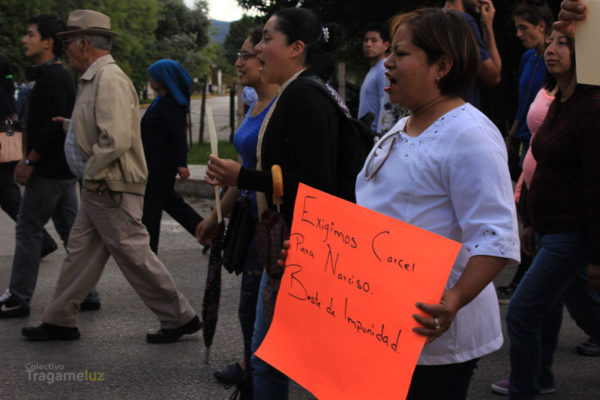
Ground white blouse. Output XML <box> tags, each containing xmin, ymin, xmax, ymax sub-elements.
<box><xmin>356</xmin><ymin>103</ymin><xmax>520</xmax><ymax>365</ymax></box>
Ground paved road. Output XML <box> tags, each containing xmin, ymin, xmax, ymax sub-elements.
<box><xmin>1</xmin><ymin>187</ymin><xmax>598</xmax><ymax>396</ymax></box>
<box><xmin>140</xmin><ymin>95</ymin><xmax>235</xmax><ymax>143</ymax></box>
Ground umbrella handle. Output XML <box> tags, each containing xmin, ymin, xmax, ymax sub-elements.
<box><xmin>272</xmin><ymin>164</ymin><xmax>283</xmax><ymax>208</ymax></box>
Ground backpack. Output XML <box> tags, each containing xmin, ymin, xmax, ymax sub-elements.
<box><xmin>299</xmin><ymin>76</ymin><xmax>376</xmax><ymax>203</ymax></box>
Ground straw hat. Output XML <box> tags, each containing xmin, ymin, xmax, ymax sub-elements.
<box><xmin>57</xmin><ymin>10</ymin><xmax>118</xmax><ymax>38</ymax></box>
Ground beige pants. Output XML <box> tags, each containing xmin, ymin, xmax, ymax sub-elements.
<box><xmin>43</xmin><ymin>189</ymin><xmax>196</xmax><ymax>329</ymax></box>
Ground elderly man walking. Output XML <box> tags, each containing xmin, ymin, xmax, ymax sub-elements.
<box><xmin>22</xmin><ymin>10</ymin><xmax>200</xmax><ymax>343</ymax></box>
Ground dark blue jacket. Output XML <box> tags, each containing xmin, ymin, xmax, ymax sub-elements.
<box><xmin>141</xmin><ymin>93</ymin><xmax>188</xmax><ymax>171</ymax></box>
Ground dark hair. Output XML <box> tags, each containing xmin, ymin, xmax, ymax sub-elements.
<box><xmin>389</xmin><ymin>8</ymin><xmax>480</xmax><ymax>98</ymax></box>
<box><xmin>513</xmin><ymin>0</ymin><xmax>553</xmax><ymax>35</ymax></box>
<box><xmin>364</xmin><ymin>22</ymin><xmax>390</xmax><ymax>43</ymax></box>
<box><xmin>272</xmin><ymin>7</ymin><xmax>341</xmax><ymax>81</ymax></box>
<box><xmin>0</xmin><ymin>53</ymin><xmax>15</xmax><ymax>95</ymax></box>
<box><xmin>544</xmin><ymin>32</ymin><xmax>575</xmax><ymax>91</ymax></box>
<box><xmin>29</xmin><ymin>14</ymin><xmax>66</xmax><ymax>57</ymax></box>
<box><xmin>248</xmin><ymin>25</ymin><xmax>263</xmax><ymax>46</ymax></box>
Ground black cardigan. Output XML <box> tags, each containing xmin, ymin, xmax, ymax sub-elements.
<box><xmin>237</xmin><ymin>71</ymin><xmax>339</xmax><ymax>226</ymax></box>
<box><xmin>26</xmin><ymin>63</ymin><xmax>75</xmax><ymax>179</ymax></box>
<box><xmin>141</xmin><ymin>93</ymin><xmax>188</xmax><ymax>171</ymax></box>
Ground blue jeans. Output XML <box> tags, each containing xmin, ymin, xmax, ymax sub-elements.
<box><xmin>0</xmin><ymin>162</ymin><xmax>56</xmax><ymax>253</ymax></box>
<box><xmin>9</xmin><ymin>175</ymin><xmax>78</xmax><ymax>303</ymax></box>
<box><xmin>251</xmin><ymin>270</ymin><xmax>289</xmax><ymax>399</ymax></box>
<box><xmin>507</xmin><ymin>232</ymin><xmax>600</xmax><ymax>399</ymax></box>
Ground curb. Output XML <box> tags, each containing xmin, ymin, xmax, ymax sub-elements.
<box><xmin>175</xmin><ymin>178</ymin><xmax>213</xmax><ymax>199</ymax></box>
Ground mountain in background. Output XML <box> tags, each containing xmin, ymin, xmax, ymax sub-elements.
<box><xmin>210</xmin><ymin>20</ymin><xmax>230</xmax><ymax>45</ymax></box>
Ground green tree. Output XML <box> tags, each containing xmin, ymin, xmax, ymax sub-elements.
<box><xmin>155</xmin><ymin>0</ymin><xmax>210</xmax><ymax>49</ymax></box>
<box><xmin>223</xmin><ymin>15</ymin><xmax>263</xmax><ymax>65</ymax></box>
<box><xmin>0</xmin><ymin>0</ymin><xmax>160</xmax><ymax>92</ymax></box>
<box><xmin>149</xmin><ymin>0</ymin><xmax>212</xmax><ymax>90</ymax></box>
<box><xmin>0</xmin><ymin>0</ymin><xmax>53</xmax><ymax>79</ymax></box>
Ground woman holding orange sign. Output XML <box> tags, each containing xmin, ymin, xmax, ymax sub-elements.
<box><xmin>353</xmin><ymin>9</ymin><xmax>519</xmax><ymax>399</ymax></box>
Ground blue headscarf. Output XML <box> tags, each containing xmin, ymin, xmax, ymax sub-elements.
<box><xmin>148</xmin><ymin>59</ymin><xmax>192</xmax><ymax>106</ymax></box>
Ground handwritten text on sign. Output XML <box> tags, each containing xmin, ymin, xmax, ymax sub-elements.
<box><xmin>255</xmin><ymin>184</ymin><xmax>462</xmax><ymax>399</ymax></box>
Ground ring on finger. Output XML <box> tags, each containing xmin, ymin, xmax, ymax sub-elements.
<box><xmin>433</xmin><ymin>317</ymin><xmax>440</xmax><ymax>330</ymax></box>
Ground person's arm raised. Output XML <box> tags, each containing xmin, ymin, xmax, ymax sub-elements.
<box><xmin>554</xmin><ymin>0</ymin><xmax>586</xmax><ymax>38</ymax></box>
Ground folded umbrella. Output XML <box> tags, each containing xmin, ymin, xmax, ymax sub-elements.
<box><xmin>255</xmin><ymin>165</ymin><xmax>289</xmax><ymax>327</ymax></box>
<box><xmin>202</xmin><ymin>221</ymin><xmax>225</xmax><ymax>364</ymax></box>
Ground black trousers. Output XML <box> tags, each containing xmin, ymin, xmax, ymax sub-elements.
<box><xmin>407</xmin><ymin>358</ymin><xmax>480</xmax><ymax>400</ymax></box>
<box><xmin>142</xmin><ymin>168</ymin><xmax>203</xmax><ymax>254</ymax></box>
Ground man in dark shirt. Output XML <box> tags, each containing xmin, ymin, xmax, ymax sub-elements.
<box><xmin>0</xmin><ymin>14</ymin><xmax>98</xmax><ymax>318</ymax></box>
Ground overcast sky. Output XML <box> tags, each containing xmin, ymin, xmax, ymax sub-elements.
<box><xmin>184</xmin><ymin>0</ymin><xmax>245</xmax><ymax>21</ymax></box>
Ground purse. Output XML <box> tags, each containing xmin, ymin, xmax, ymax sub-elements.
<box><xmin>0</xmin><ymin>119</ymin><xmax>24</xmax><ymax>163</ymax></box>
<box><xmin>221</xmin><ymin>195</ymin><xmax>256</xmax><ymax>275</ymax></box>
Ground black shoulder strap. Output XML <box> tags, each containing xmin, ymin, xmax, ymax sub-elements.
<box><xmin>297</xmin><ymin>75</ymin><xmax>346</xmax><ymax>116</ymax></box>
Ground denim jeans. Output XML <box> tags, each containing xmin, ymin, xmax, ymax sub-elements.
<box><xmin>251</xmin><ymin>270</ymin><xmax>289</xmax><ymax>399</ymax></box>
<box><xmin>9</xmin><ymin>175</ymin><xmax>77</xmax><ymax>303</ymax></box>
<box><xmin>0</xmin><ymin>162</ymin><xmax>56</xmax><ymax>253</ymax></box>
<box><xmin>507</xmin><ymin>232</ymin><xmax>600</xmax><ymax>399</ymax></box>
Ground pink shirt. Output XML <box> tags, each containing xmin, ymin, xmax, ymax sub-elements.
<box><xmin>515</xmin><ymin>88</ymin><xmax>555</xmax><ymax>202</ymax></box>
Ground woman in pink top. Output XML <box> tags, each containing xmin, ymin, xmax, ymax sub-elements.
<box><xmin>515</xmin><ymin>86</ymin><xmax>556</xmax><ymax>202</ymax></box>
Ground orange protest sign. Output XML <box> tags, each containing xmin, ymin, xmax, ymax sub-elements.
<box><xmin>255</xmin><ymin>183</ymin><xmax>462</xmax><ymax>399</ymax></box>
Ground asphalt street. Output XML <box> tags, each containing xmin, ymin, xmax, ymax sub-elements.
<box><xmin>140</xmin><ymin>94</ymin><xmax>235</xmax><ymax>144</ymax></box>
<box><xmin>1</xmin><ymin>96</ymin><xmax>598</xmax><ymax>399</ymax></box>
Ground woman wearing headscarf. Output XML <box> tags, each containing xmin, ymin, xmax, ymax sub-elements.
<box><xmin>141</xmin><ymin>59</ymin><xmax>203</xmax><ymax>254</ymax></box>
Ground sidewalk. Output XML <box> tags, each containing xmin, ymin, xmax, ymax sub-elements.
<box><xmin>175</xmin><ymin>164</ymin><xmax>211</xmax><ymax>198</ymax></box>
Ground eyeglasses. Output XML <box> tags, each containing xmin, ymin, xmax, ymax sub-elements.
<box><xmin>237</xmin><ymin>52</ymin><xmax>257</xmax><ymax>62</ymax></box>
<box><xmin>61</xmin><ymin>37</ymin><xmax>79</xmax><ymax>49</ymax></box>
<box><xmin>364</xmin><ymin>133</ymin><xmax>398</xmax><ymax>181</ymax></box>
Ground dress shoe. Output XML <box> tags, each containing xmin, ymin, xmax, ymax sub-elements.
<box><xmin>80</xmin><ymin>300</ymin><xmax>101</xmax><ymax>311</ymax></box>
<box><xmin>146</xmin><ymin>315</ymin><xmax>202</xmax><ymax>343</ymax></box>
<box><xmin>22</xmin><ymin>323</ymin><xmax>80</xmax><ymax>341</ymax></box>
<box><xmin>577</xmin><ymin>339</ymin><xmax>600</xmax><ymax>356</ymax></box>
<box><xmin>214</xmin><ymin>362</ymin><xmax>244</xmax><ymax>386</ymax></box>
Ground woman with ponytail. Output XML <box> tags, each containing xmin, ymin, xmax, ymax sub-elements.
<box><xmin>205</xmin><ymin>7</ymin><xmax>343</xmax><ymax>399</ymax></box>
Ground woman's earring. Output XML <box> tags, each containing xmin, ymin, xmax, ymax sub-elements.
<box><xmin>436</xmin><ymin>74</ymin><xmax>441</xmax><ymax>83</ymax></box>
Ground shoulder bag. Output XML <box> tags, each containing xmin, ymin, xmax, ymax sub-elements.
<box><xmin>0</xmin><ymin>119</ymin><xmax>24</xmax><ymax>163</ymax></box>
<box><xmin>221</xmin><ymin>194</ymin><xmax>256</xmax><ymax>275</ymax></box>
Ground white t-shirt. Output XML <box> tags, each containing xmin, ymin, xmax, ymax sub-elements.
<box><xmin>356</xmin><ymin>103</ymin><xmax>520</xmax><ymax>365</ymax></box>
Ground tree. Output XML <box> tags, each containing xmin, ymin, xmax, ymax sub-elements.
<box><xmin>0</xmin><ymin>0</ymin><xmax>53</xmax><ymax>79</ymax></box>
<box><xmin>0</xmin><ymin>0</ymin><xmax>160</xmax><ymax>92</ymax></box>
<box><xmin>155</xmin><ymin>0</ymin><xmax>210</xmax><ymax>49</ymax></box>
<box><xmin>149</xmin><ymin>0</ymin><xmax>213</xmax><ymax>88</ymax></box>
<box><xmin>223</xmin><ymin>15</ymin><xmax>263</xmax><ymax>65</ymax></box>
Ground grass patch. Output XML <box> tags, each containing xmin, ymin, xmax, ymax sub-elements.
<box><xmin>187</xmin><ymin>141</ymin><xmax>237</xmax><ymax>164</ymax></box>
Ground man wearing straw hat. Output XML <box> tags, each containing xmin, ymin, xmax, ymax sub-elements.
<box><xmin>22</xmin><ymin>10</ymin><xmax>201</xmax><ymax>343</ymax></box>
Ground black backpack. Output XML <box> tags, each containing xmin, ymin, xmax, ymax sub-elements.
<box><xmin>299</xmin><ymin>76</ymin><xmax>376</xmax><ymax>203</ymax></box>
